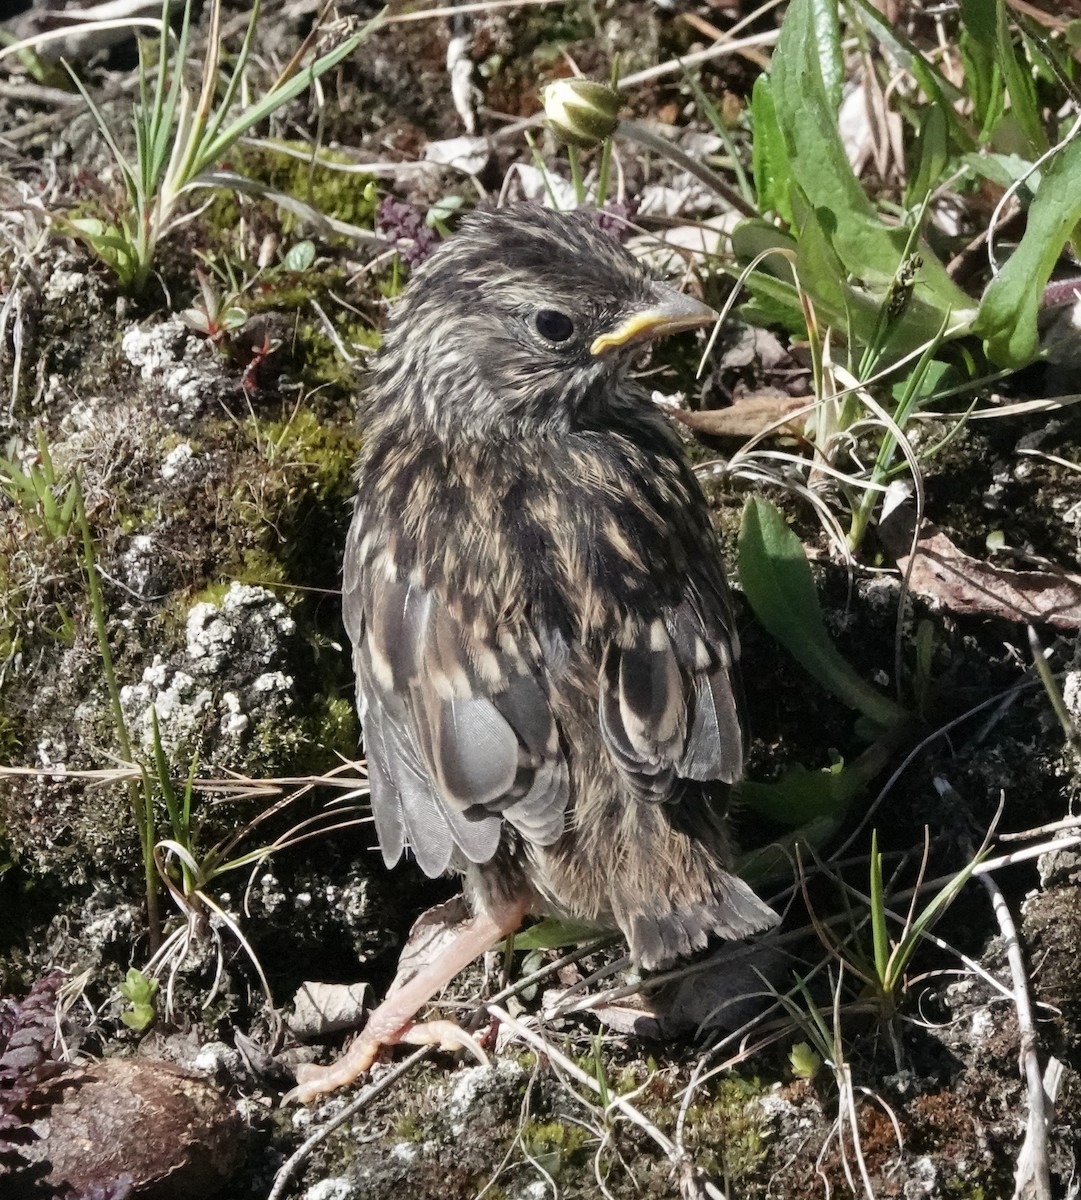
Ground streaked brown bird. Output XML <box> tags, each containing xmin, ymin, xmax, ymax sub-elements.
<box><xmin>292</xmin><ymin>204</ymin><xmax>777</xmax><ymax>1102</ymax></box>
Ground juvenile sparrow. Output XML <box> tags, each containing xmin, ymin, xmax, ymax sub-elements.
<box><xmin>292</xmin><ymin>204</ymin><xmax>776</xmax><ymax>1101</ymax></box>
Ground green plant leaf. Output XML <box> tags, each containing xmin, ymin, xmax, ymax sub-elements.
<box><xmin>975</xmin><ymin>131</ymin><xmax>1081</xmax><ymax>366</ymax></box>
<box><xmin>790</xmin><ymin>1040</ymin><xmax>823</xmax><ymax>1080</ymax></box>
<box><xmin>737</xmin><ymin>817</ymin><xmax>839</xmax><ymax>887</ymax></box>
<box><xmin>750</xmin><ymin>77</ymin><xmax>793</xmax><ymax>223</ymax></box>
<box><xmin>283</xmin><ymin>239</ymin><xmax>316</xmax><ymax>272</ymax></box>
<box><xmin>869</xmin><ymin>830</ymin><xmax>890</xmax><ymax>982</ymax></box>
<box><xmin>807</xmin><ymin>0</ymin><xmax>844</xmax><ymax>112</ymax></box>
<box><xmin>737</xmin><ymin>497</ymin><xmax>910</xmax><ymax>731</ymax></box>
<box><xmin>770</xmin><ymin>0</ymin><xmax>976</xmax><ymax>334</ymax></box>
<box><xmin>849</xmin><ymin>0</ymin><xmax>972</xmax><ymax>149</ymax></box>
<box><xmin>501</xmin><ymin>917</ymin><xmax>608</xmax><ymax>952</ymax></box>
<box><xmin>118</xmin><ymin>967</ymin><xmax>159</xmax><ymax>1031</ymax></box>
<box><xmin>197</xmin><ymin>13</ymin><xmax>384</xmax><ymax>175</ymax></box>
<box><xmin>958</xmin><ymin>0</ymin><xmax>1005</xmax><ymax>138</ymax></box>
<box><xmin>994</xmin><ymin>0</ymin><xmax>1046</xmax><ymax>155</ymax></box>
<box><xmin>961</xmin><ymin>150</ymin><xmax>1041</xmax><ymax>193</ymax></box>
<box><xmin>740</xmin><ymin>739</ymin><xmax>892</xmax><ymax>826</ymax></box>
<box><xmin>905</xmin><ymin>105</ymin><xmax>949</xmax><ymax>210</ymax></box>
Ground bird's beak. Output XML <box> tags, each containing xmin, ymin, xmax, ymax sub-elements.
<box><xmin>590</xmin><ymin>285</ymin><xmax>716</xmax><ymax>357</ymax></box>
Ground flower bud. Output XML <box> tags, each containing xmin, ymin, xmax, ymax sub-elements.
<box><xmin>542</xmin><ymin>79</ymin><xmax>621</xmax><ymax>149</ymax></box>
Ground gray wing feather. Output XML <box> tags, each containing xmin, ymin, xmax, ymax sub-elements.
<box><xmin>378</xmin><ymin>710</ymin><xmax>456</xmax><ymax>877</ymax></box>
<box><xmin>362</xmin><ymin>706</ymin><xmax>405</xmax><ymax>868</ymax></box>
<box><xmin>345</xmin><ymin>508</ymin><xmax>569</xmax><ymax>877</ymax></box>
<box><xmin>433</xmin><ymin>695</ymin><xmax>520</xmax><ymax>805</ymax></box>
<box><xmin>598</xmin><ymin>602</ymin><xmax>743</xmax><ymax>799</ymax></box>
<box><xmin>678</xmin><ymin>672</ymin><xmax>743</xmax><ymax>783</ymax></box>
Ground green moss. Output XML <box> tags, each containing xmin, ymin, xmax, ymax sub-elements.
<box><xmin>184</xmin><ymin>578</ymin><xmax>237</xmax><ymax>610</ymax></box>
<box><xmin>235</xmin><ymin>547</ymin><xmax>289</xmax><ymax>588</ymax></box>
<box><xmin>295</xmin><ymin>318</ymin><xmax>380</xmax><ymax>393</ymax></box>
<box><xmin>253</xmin><ymin>142</ymin><xmax>379</xmax><ymax>233</ymax></box>
<box><xmin>683</xmin><ymin>1075</ymin><xmax>769</xmax><ymax>1181</ymax></box>
<box><xmin>211</xmin><ymin>407</ymin><xmax>361</xmax><ymax>590</ymax></box>
<box><xmin>255</xmin><ymin>407</ymin><xmax>360</xmax><ymax>506</ymax></box>
<box><xmin>0</xmin><ymin>706</ymin><xmax>22</xmax><ymax>763</ymax></box>
<box><xmin>201</xmin><ymin>142</ymin><xmax>378</xmax><ymax>248</ymax></box>
<box><xmin>393</xmin><ymin>1112</ymin><xmax>425</xmax><ymax>1143</ymax></box>
<box><xmin>944</xmin><ymin>1183</ymin><xmax>986</xmax><ymax>1200</ymax></box>
<box><xmin>313</xmin><ymin>694</ymin><xmax>358</xmax><ymax>757</ymax></box>
<box><xmin>245</xmin><ymin>691</ymin><xmax>357</xmax><ymax>778</ymax></box>
<box><xmin>520</xmin><ymin>1117</ymin><xmax>592</xmax><ymax>1177</ymax></box>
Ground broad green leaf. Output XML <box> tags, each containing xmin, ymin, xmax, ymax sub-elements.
<box><xmin>502</xmin><ymin>917</ymin><xmax>608</xmax><ymax>952</ymax></box>
<box><xmin>995</xmin><ymin>0</ymin><xmax>1046</xmax><ymax>155</ymax></box>
<box><xmin>771</xmin><ymin>0</ymin><xmax>874</xmax><ymax>224</ymax></box>
<box><xmin>740</xmin><ymin>740</ymin><xmax>890</xmax><ymax>826</ymax></box>
<box><xmin>738</xmin><ymin>817</ymin><xmax>840</xmax><ymax>887</ymax></box>
<box><xmin>732</xmin><ymin>204</ymin><xmax>968</xmax><ymax>360</ymax></box>
<box><xmin>959</xmin><ymin>0</ymin><xmax>1004</xmax><ymax>137</ymax></box>
<box><xmin>808</xmin><ymin>0</ymin><xmax>843</xmax><ymax>114</ymax></box>
<box><xmin>737</xmin><ymin>497</ymin><xmax>910</xmax><ymax>731</ymax></box>
<box><xmin>905</xmin><ymin>105</ymin><xmax>948</xmax><ymax>210</ymax></box>
<box><xmin>976</xmin><ymin>132</ymin><xmax>1081</xmax><ymax>366</ymax></box>
<box><xmin>770</xmin><ymin>0</ymin><xmax>977</xmax><ymax>330</ymax></box>
<box><xmin>284</xmin><ymin>239</ymin><xmax>316</xmax><ymax>271</ymax></box>
<box><xmin>962</xmin><ymin>150</ymin><xmax>1040</xmax><ymax>193</ymax></box>
<box><xmin>750</xmin><ymin>76</ymin><xmax>792</xmax><ymax>223</ymax></box>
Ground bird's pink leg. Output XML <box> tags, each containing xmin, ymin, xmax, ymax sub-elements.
<box><xmin>287</xmin><ymin>896</ymin><xmax>529</xmax><ymax>1104</ymax></box>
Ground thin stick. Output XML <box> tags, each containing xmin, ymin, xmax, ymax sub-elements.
<box><xmin>488</xmin><ymin>1004</ymin><xmax>726</xmax><ymax>1199</ymax></box>
<box><xmin>933</xmin><ymin>779</ymin><xmax>1052</xmax><ymax>1200</ymax></box>
<box><xmin>267</xmin><ymin>1046</ymin><xmax>433</xmax><ymax>1200</ymax></box>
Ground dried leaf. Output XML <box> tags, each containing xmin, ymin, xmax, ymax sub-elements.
<box><xmin>879</xmin><ymin>506</ymin><xmax>1081</xmax><ymax>629</ymax></box>
<box><xmin>288</xmin><ymin>982</ymin><xmax>371</xmax><ymax>1039</ymax></box>
<box><xmin>676</xmin><ymin>394</ymin><xmax>807</xmax><ymax>438</ymax></box>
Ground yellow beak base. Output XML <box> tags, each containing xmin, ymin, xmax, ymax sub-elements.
<box><xmin>590</xmin><ymin>286</ymin><xmax>716</xmax><ymax>356</ymax></box>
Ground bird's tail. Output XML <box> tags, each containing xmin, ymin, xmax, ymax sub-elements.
<box><xmin>620</xmin><ymin>873</ymin><xmax>778</xmax><ymax>972</ymax></box>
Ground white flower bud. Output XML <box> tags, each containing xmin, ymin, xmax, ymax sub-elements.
<box><xmin>542</xmin><ymin>79</ymin><xmax>621</xmax><ymax>149</ymax></box>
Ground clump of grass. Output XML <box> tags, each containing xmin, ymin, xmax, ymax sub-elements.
<box><xmin>56</xmin><ymin>0</ymin><xmax>380</xmax><ymax>291</ymax></box>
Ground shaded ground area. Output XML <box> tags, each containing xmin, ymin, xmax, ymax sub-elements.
<box><xmin>1</xmin><ymin>1</ymin><xmax>1080</xmax><ymax>1197</ymax></box>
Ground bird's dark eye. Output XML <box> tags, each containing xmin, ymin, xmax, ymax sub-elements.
<box><xmin>534</xmin><ymin>309</ymin><xmax>575</xmax><ymax>343</ymax></box>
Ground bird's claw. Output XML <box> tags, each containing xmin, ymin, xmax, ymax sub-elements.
<box><xmin>283</xmin><ymin>1037</ymin><xmax>381</xmax><ymax>1105</ymax></box>
<box><xmin>282</xmin><ymin>1018</ymin><xmax>489</xmax><ymax>1105</ymax></box>
<box><xmin>398</xmin><ymin>1019</ymin><xmax>489</xmax><ymax>1065</ymax></box>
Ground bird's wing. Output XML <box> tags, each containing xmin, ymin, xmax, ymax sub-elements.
<box><xmin>343</xmin><ymin>525</ymin><xmax>569</xmax><ymax>878</ymax></box>
<box><xmin>598</xmin><ymin>586</ymin><xmax>744</xmax><ymax>803</ymax></box>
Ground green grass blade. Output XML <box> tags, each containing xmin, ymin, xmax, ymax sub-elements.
<box><xmin>194</xmin><ymin>13</ymin><xmax>383</xmax><ymax>177</ymax></box>
<box><xmin>868</xmin><ymin>830</ymin><xmax>890</xmax><ymax>985</ymax></box>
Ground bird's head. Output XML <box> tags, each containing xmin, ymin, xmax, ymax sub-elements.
<box><xmin>370</xmin><ymin>205</ymin><xmax>715</xmax><ymax>439</ymax></box>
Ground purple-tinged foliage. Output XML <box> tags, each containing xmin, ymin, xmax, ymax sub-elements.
<box><xmin>376</xmin><ymin>196</ymin><xmax>439</xmax><ymax>267</ymax></box>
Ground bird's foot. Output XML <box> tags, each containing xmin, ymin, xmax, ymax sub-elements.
<box><xmin>398</xmin><ymin>1018</ymin><xmax>489</xmax><ymax>1065</ymax></box>
<box><xmin>284</xmin><ymin>1018</ymin><xmax>490</xmax><ymax>1105</ymax></box>
<box><xmin>285</xmin><ymin>1034</ymin><xmax>382</xmax><ymax>1105</ymax></box>
<box><xmin>283</xmin><ymin>896</ymin><xmax>528</xmax><ymax>1104</ymax></box>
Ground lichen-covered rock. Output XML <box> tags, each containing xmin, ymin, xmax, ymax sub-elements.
<box><xmin>121</xmin><ymin>320</ymin><xmax>227</xmax><ymax>427</ymax></box>
<box><xmin>120</xmin><ymin>582</ymin><xmax>297</xmax><ymax>763</ymax></box>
